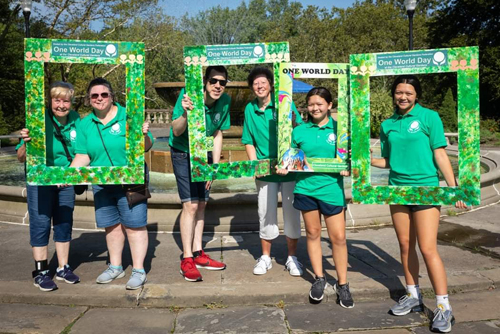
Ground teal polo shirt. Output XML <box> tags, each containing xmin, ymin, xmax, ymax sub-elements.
<box><xmin>169</xmin><ymin>88</ymin><xmax>231</xmax><ymax>153</ymax></box>
<box><xmin>380</xmin><ymin>103</ymin><xmax>447</xmax><ymax>186</ymax></box>
<box><xmin>75</xmin><ymin>103</ymin><xmax>154</xmax><ymax>167</ymax></box>
<box><xmin>17</xmin><ymin>109</ymin><xmax>80</xmax><ymax>167</ymax></box>
<box><xmin>291</xmin><ymin>117</ymin><xmax>345</xmax><ymax>206</ymax></box>
<box><xmin>241</xmin><ymin>97</ymin><xmax>302</xmax><ymax>182</ymax></box>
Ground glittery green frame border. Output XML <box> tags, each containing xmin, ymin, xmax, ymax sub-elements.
<box><xmin>277</xmin><ymin>62</ymin><xmax>350</xmax><ymax>172</ymax></box>
<box><xmin>350</xmin><ymin>46</ymin><xmax>480</xmax><ymax>205</ymax></box>
<box><xmin>183</xmin><ymin>42</ymin><xmax>290</xmax><ymax>181</ymax></box>
<box><xmin>24</xmin><ymin>38</ymin><xmax>145</xmax><ymax>185</ymax></box>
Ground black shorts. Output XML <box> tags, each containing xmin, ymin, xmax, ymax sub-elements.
<box><xmin>406</xmin><ymin>205</ymin><xmax>441</xmax><ymax>213</ymax></box>
<box><xmin>171</xmin><ymin>146</ymin><xmax>212</xmax><ymax>202</ymax></box>
<box><xmin>293</xmin><ymin>194</ymin><xmax>345</xmax><ymax>216</ymax></box>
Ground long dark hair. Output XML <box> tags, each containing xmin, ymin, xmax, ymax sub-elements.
<box><xmin>391</xmin><ymin>75</ymin><xmax>422</xmax><ymax>101</ymax></box>
<box><xmin>305</xmin><ymin>87</ymin><xmax>333</xmax><ymax>122</ymax></box>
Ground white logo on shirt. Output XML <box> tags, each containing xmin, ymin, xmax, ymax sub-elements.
<box><xmin>69</xmin><ymin>129</ymin><xmax>77</xmax><ymax>142</ymax></box>
<box><xmin>110</xmin><ymin>123</ymin><xmax>121</xmax><ymax>135</ymax></box>
<box><xmin>408</xmin><ymin>120</ymin><xmax>421</xmax><ymax>133</ymax></box>
<box><xmin>326</xmin><ymin>133</ymin><xmax>337</xmax><ymax>145</ymax></box>
<box><xmin>213</xmin><ymin>113</ymin><xmax>221</xmax><ymax>124</ymax></box>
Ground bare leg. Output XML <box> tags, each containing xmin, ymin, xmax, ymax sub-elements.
<box><xmin>125</xmin><ymin>226</ymin><xmax>148</xmax><ymax>270</ymax></box>
<box><xmin>391</xmin><ymin>205</ymin><xmax>419</xmax><ymax>286</ymax></box>
<box><xmin>414</xmin><ymin>208</ymin><xmax>448</xmax><ymax>295</ymax></box>
<box><xmin>105</xmin><ymin>224</ymin><xmax>126</xmax><ymax>267</ymax></box>
<box><xmin>303</xmin><ymin>210</ymin><xmax>323</xmax><ymax>277</ymax></box>
<box><xmin>55</xmin><ymin>242</ymin><xmax>70</xmax><ymax>267</ymax></box>
<box><xmin>324</xmin><ymin>209</ymin><xmax>347</xmax><ymax>285</ymax></box>
<box><xmin>180</xmin><ymin>201</ymin><xmax>198</xmax><ymax>258</ymax></box>
<box><xmin>32</xmin><ymin>246</ymin><xmax>48</xmax><ymax>262</ymax></box>
<box><xmin>192</xmin><ymin>201</ymin><xmax>206</xmax><ymax>253</ymax></box>
<box><xmin>286</xmin><ymin>237</ymin><xmax>298</xmax><ymax>257</ymax></box>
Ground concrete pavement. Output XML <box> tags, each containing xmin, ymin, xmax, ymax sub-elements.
<box><xmin>1</xmin><ymin>203</ymin><xmax>500</xmax><ymax>333</ymax></box>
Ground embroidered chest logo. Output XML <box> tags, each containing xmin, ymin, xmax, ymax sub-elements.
<box><xmin>110</xmin><ymin>123</ymin><xmax>121</xmax><ymax>135</ymax></box>
<box><xmin>407</xmin><ymin>120</ymin><xmax>421</xmax><ymax>134</ymax></box>
<box><xmin>213</xmin><ymin>113</ymin><xmax>221</xmax><ymax>124</ymax></box>
<box><xmin>326</xmin><ymin>133</ymin><xmax>337</xmax><ymax>145</ymax></box>
<box><xmin>69</xmin><ymin>129</ymin><xmax>77</xmax><ymax>142</ymax></box>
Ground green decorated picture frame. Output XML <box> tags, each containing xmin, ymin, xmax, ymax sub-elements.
<box><xmin>183</xmin><ymin>42</ymin><xmax>290</xmax><ymax>182</ymax></box>
<box><xmin>277</xmin><ymin>62</ymin><xmax>350</xmax><ymax>172</ymax></box>
<box><xmin>350</xmin><ymin>46</ymin><xmax>480</xmax><ymax>205</ymax></box>
<box><xmin>24</xmin><ymin>38</ymin><xmax>145</xmax><ymax>185</ymax></box>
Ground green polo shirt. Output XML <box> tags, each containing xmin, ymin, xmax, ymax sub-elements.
<box><xmin>17</xmin><ymin>109</ymin><xmax>80</xmax><ymax>167</ymax></box>
<box><xmin>291</xmin><ymin>117</ymin><xmax>345</xmax><ymax>206</ymax></box>
<box><xmin>241</xmin><ymin>97</ymin><xmax>302</xmax><ymax>182</ymax></box>
<box><xmin>75</xmin><ymin>103</ymin><xmax>154</xmax><ymax>166</ymax></box>
<box><xmin>169</xmin><ymin>88</ymin><xmax>231</xmax><ymax>153</ymax></box>
<box><xmin>380</xmin><ymin>103</ymin><xmax>447</xmax><ymax>186</ymax></box>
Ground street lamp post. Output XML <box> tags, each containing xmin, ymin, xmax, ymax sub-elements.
<box><xmin>404</xmin><ymin>0</ymin><xmax>417</xmax><ymax>50</ymax></box>
<box><xmin>21</xmin><ymin>0</ymin><xmax>32</xmax><ymax>38</ymax></box>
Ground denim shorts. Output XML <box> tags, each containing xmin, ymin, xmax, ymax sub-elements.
<box><xmin>406</xmin><ymin>205</ymin><xmax>441</xmax><ymax>213</ymax></box>
<box><xmin>27</xmin><ymin>185</ymin><xmax>75</xmax><ymax>247</ymax></box>
<box><xmin>92</xmin><ymin>185</ymin><xmax>147</xmax><ymax>228</ymax></box>
<box><xmin>293</xmin><ymin>193</ymin><xmax>345</xmax><ymax>216</ymax></box>
<box><xmin>171</xmin><ymin>147</ymin><xmax>212</xmax><ymax>202</ymax></box>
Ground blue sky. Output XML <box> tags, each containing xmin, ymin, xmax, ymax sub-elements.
<box><xmin>159</xmin><ymin>0</ymin><xmax>357</xmax><ymax>18</ymax></box>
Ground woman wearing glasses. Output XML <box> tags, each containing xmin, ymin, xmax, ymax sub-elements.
<box><xmin>71</xmin><ymin>77</ymin><xmax>154</xmax><ymax>290</ymax></box>
<box><xmin>169</xmin><ymin>66</ymin><xmax>229</xmax><ymax>282</ymax></box>
<box><xmin>17</xmin><ymin>81</ymin><xmax>81</xmax><ymax>291</ymax></box>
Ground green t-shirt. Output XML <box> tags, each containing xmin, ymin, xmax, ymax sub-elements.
<box><xmin>75</xmin><ymin>103</ymin><xmax>154</xmax><ymax>167</ymax></box>
<box><xmin>169</xmin><ymin>88</ymin><xmax>231</xmax><ymax>153</ymax></box>
<box><xmin>241</xmin><ymin>97</ymin><xmax>302</xmax><ymax>183</ymax></box>
<box><xmin>17</xmin><ymin>109</ymin><xmax>80</xmax><ymax>167</ymax></box>
<box><xmin>380</xmin><ymin>103</ymin><xmax>447</xmax><ymax>186</ymax></box>
<box><xmin>291</xmin><ymin>117</ymin><xmax>345</xmax><ymax>206</ymax></box>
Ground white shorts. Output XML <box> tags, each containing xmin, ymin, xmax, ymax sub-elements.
<box><xmin>255</xmin><ymin>179</ymin><xmax>301</xmax><ymax>240</ymax></box>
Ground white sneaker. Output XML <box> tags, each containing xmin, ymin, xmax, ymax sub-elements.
<box><xmin>253</xmin><ymin>256</ymin><xmax>272</xmax><ymax>275</ymax></box>
<box><xmin>285</xmin><ymin>256</ymin><xmax>303</xmax><ymax>276</ymax></box>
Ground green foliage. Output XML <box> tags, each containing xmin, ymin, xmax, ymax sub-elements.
<box><xmin>369</xmin><ymin>84</ymin><xmax>393</xmax><ymax>137</ymax></box>
<box><xmin>439</xmin><ymin>88</ymin><xmax>457</xmax><ymax>132</ymax></box>
<box><xmin>0</xmin><ymin>106</ymin><xmax>9</xmax><ymax>135</ymax></box>
<box><xmin>479</xmin><ymin>118</ymin><xmax>500</xmax><ymax>145</ymax></box>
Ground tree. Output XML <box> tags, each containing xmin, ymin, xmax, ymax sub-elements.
<box><xmin>427</xmin><ymin>0</ymin><xmax>500</xmax><ymax>120</ymax></box>
<box><xmin>439</xmin><ymin>88</ymin><xmax>458</xmax><ymax>132</ymax></box>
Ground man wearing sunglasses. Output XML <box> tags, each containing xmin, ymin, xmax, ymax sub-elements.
<box><xmin>169</xmin><ymin>66</ymin><xmax>230</xmax><ymax>282</ymax></box>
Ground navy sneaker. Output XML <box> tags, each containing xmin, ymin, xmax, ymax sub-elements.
<box><xmin>56</xmin><ymin>265</ymin><xmax>80</xmax><ymax>284</ymax></box>
<box><xmin>34</xmin><ymin>272</ymin><xmax>58</xmax><ymax>292</ymax></box>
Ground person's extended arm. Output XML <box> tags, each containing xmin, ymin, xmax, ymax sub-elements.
<box><xmin>171</xmin><ymin>94</ymin><xmax>192</xmax><ymax>137</ymax></box>
<box><xmin>142</xmin><ymin>122</ymin><xmax>153</xmax><ymax>151</ymax></box>
<box><xmin>245</xmin><ymin>144</ymin><xmax>257</xmax><ymax>160</ymax></box>
<box><xmin>17</xmin><ymin>128</ymin><xmax>30</xmax><ymax>162</ymax></box>
<box><xmin>434</xmin><ymin>147</ymin><xmax>467</xmax><ymax>209</ymax></box>
<box><xmin>70</xmin><ymin>154</ymin><xmax>91</xmax><ymax>167</ymax></box>
<box><xmin>370</xmin><ymin>150</ymin><xmax>390</xmax><ymax>168</ymax></box>
<box><xmin>212</xmin><ymin>129</ymin><xmax>223</xmax><ymax>164</ymax></box>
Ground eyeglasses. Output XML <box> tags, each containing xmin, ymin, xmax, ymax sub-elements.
<box><xmin>90</xmin><ymin>92</ymin><xmax>110</xmax><ymax>100</ymax></box>
<box><xmin>208</xmin><ymin>78</ymin><xmax>228</xmax><ymax>87</ymax></box>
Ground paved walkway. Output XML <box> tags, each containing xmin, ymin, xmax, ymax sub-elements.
<box><xmin>1</xmin><ymin>203</ymin><xmax>500</xmax><ymax>333</ymax></box>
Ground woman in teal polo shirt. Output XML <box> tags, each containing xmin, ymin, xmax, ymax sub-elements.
<box><xmin>71</xmin><ymin>77</ymin><xmax>154</xmax><ymax>290</ymax></box>
<box><xmin>17</xmin><ymin>81</ymin><xmax>81</xmax><ymax>291</ymax></box>
<box><xmin>242</xmin><ymin>67</ymin><xmax>303</xmax><ymax>277</ymax></box>
<box><xmin>278</xmin><ymin>87</ymin><xmax>354</xmax><ymax>308</ymax></box>
<box><xmin>371</xmin><ymin>75</ymin><xmax>466</xmax><ymax>332</ymax></box>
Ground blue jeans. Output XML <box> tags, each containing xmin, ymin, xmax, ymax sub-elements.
<box><xmin>27</xmin><ymin>185</ymin><xmax>75</xmax><ymax>247</ymax></box>
<box><xmin>171</xmin><ymin>147</ymin><xmax>212</xmax><ymax>202</ymax></box>
<box><xmin>92</xmin><ymin>185</ymin><xmax>147</xmax><ymax>228</ymax></box>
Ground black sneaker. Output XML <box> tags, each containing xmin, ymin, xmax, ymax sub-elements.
<box><xmin>334</xmin><ymin>282</ymin><xmax>355</xmax><ymax>308</ymax></box>
<box><xmin>309</xmin><ymin>276</ymin><xmax>328</xmax><ymax>301</ymax></box>
<box><xmin>34</xmin><ymin>272</ymin><xmax>58</xmax><ymax>292</ymax></box>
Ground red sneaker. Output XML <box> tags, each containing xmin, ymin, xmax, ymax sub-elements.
<box><xmin>180</xmin><ymin>257</ymin><xmax>202</xmax><ymax>282</ymax></box>
<box><xmin>194</xmin><ymin>250</ymin><xmax>227</xmax><ymax>270</ymax></box>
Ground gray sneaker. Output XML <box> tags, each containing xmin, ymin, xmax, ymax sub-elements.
<box><xmin>431</xmin><ymin>307</ymin><xmax>455</xmax><ymax>333</ymax></box>
<box><xmin>390</xmin><ymin>294</ymin><xmax>423</xmax><ymax>316</ymax></box>
<box><xmin>96</xmin><ymin>265</ymin><xmax>125</xmax><ymax>284</ymax></box>
<box><xmin>126</xmin><ymin>269</ymin><xmax>147</xmax><ymax>290</ymax></box>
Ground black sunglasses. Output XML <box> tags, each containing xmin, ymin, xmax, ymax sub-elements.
<box><xmin>208</xmin><ymin>78</ymin><xmax>228</xmax><ymax>87</ymax></box>
<box><xmin>90</xmin><ymin>92</ymin><xmax>110</xmax><ymax>100</ymax></box>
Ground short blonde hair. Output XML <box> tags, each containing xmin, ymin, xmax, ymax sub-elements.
<box><xmin>49</xmin><ymin>81</ymin><xmax>75</xmax><ymax>102</ymax></box>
